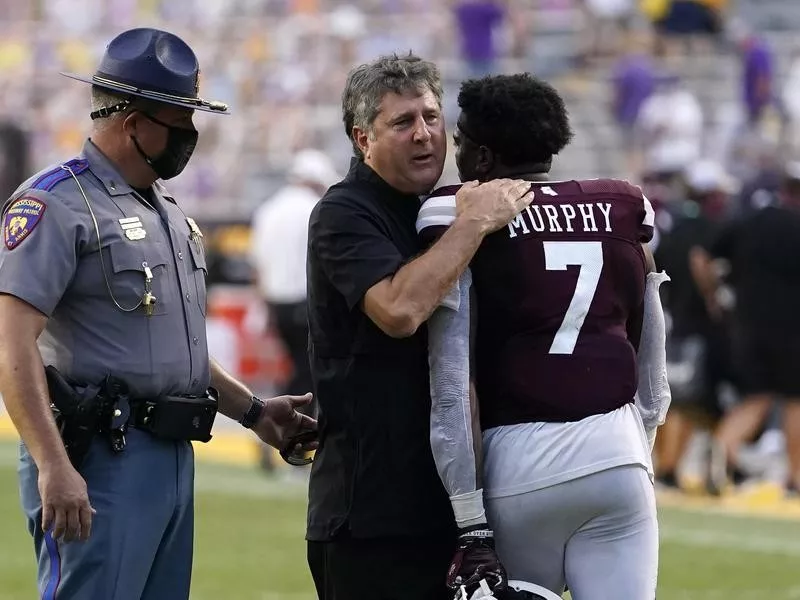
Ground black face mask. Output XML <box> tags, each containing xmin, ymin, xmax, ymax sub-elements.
<box><xmin>131</xmin><ymin>112</ymin><xmax>198</xmax><ymax>180</ymax></box>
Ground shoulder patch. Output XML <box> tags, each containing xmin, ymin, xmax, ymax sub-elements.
<box><xmin>4</xmin><ymin>196</ymin><xmax>46</xmax><ymax>250</ymax></box>
<box><xmin>29</xmin><ymin>158</ymin><xmax>89</xmax><ymax>192</ymax></box>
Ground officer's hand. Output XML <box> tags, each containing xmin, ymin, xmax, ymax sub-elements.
<box><xmin>253</xmin><ymin>393</ymin><xmax>318</xmax><ymax>451</ymax></box>
<box><xmin>447</xmin><ymin>526</ymin><xmax>508</xmax><ymax>599</ymax></box>
<box><xmin>455</xmin><ymin>179</ymin><xmax>534</xmax><ymax>236</ymax></box>
<box><xmin>38</xmin><ymin>462</ymin><xmax>95</xmax><ymax>542</ymax></box>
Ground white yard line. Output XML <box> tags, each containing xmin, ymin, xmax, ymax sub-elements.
<box><xmin>660</xmin><ymin>588</ymin><xmax>800</xmax><ymax>600</ymax></box>
<box><xmin>661</xmin><ymin>526</ymin><xmax>800</xmax><ymax>557</ymax></box>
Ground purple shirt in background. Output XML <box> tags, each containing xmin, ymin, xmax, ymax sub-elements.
<box><xmin>612</xmin><ymin>54</ymin><xmax>655</xmax><ymax>127</ymax></box>
<box><xmin>743</xmin><ymin>37</ymin><xmax>773</xmax><ymax>119</ymax></box>
<box><xmin>454</xmin><ymin>1</ymin><xmax>504</xmax><ymax>62</ymax></box>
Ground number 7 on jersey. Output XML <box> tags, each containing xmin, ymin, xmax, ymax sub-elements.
<box><xmin>543</xmin><ymin>241</ymin><xmax>603</xmax><ymax>355</ymax></box>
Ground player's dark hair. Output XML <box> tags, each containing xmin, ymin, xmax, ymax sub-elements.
<box><xmin>457</xmin><ymin>73</ymin><xmax>573</xmax><ymax>167</ymax></box>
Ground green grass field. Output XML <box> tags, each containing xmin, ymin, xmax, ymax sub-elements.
<box><xmin>2</xmin><ymin>440</ymin><xmax>800</xmax><ymax>600</ymax></box>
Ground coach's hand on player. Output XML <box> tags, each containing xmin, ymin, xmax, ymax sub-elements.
<box><xmin>446</xmin><ymin>525</ymin><xmax>508</xmax><ymax>599</ymax></box>
<box><xmin>455</xmin><ymin>179</ymin><xmax>533</xmax><ymax>236</ymax></box>
<box><xmin>253</xmin><ymin>392</ymin><xmax>318</xmax><ymax>451</ymax></box>
<box><xmin>39</xmin><ymin>461</ymin><xmax>95</xmax><ymax>542</ymax></box>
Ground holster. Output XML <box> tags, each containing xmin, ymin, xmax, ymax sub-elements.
<box><xmin>45</xmin><ymin>366</ymin><xmax>104</xmax><ymax>470</ymax></box>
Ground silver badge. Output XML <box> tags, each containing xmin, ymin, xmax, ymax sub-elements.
<box><xmin>186</xmin><ymin>217</ymin><xmax>203</xmax><ymax>240</ymax></box>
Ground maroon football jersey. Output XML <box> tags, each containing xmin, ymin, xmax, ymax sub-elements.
<box><xmin>418</xmin><ymin>179</ymin><xmax>654</xmax><ymax>428</ymax></box>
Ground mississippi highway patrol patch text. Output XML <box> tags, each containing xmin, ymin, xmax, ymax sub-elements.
<box><xmin>4</xmin><ymin>196</ymin><xmax>46</xmax><ymax>250</ymax></box>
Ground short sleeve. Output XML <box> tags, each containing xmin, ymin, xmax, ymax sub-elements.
<box><xmin>0</xmin><ymin>190</ymin><xmax>83</xmax><ymax>316</ymax></box>
<box><xmin>639</xmin><ymin>193</ymin><xmax>655</xmax><ymax>243</ymax></box>
<box><xmin>309</xmin><ymin>197</ymin><xmax>404</xmax><ymax>310</ymax></box>
<box><xmin>417</xmin><ymin>186</ymin><xmax>458</xmax><ymax>249</ymax></box>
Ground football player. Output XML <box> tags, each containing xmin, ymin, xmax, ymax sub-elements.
<box><xmin>418</xmin><ymin>74</ymin><xmax>671</xmax><ymax>600</ymax></box>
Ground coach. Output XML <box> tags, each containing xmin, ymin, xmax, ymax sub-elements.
<box><xmin>304</xmin><ymin>53</ymin><xmax>532</xmax><ymax>599</ymax></box>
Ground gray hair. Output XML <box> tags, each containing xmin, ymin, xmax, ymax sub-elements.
<box><xmin>90</xmin><ymin>87</ymin><xmax>130</xmax><ymax>125</ymax></box>
<box><xmin>342</xmin><ymin>53</ymin><xmax>443</xmax><ymax>159</ymax></box>
<box><xmin>90</xmin><ymin>86</ymin><xmax>162</xmax><ymax>128</ymax></box>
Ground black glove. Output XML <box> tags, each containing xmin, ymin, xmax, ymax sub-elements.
<box><xmin>446</xmin><ymin>525</ymin><xmax>507</xmax><ymax>598</ymax></box>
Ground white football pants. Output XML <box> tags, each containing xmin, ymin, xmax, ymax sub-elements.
<box><xmin>487</xmin><ymin>464</ymin><xmax>658</xmax><ymax>600</ymax></box>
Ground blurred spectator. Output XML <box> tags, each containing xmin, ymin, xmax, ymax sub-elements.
<box><xmin>635</xmin><ymin>73</ymin><xmax>703</xmax><ymax>185</ymax></box>
<box><xmin>329</xmin><ymin>4</ymin><xmax>366</xmax><ymax>66</ymax></box>
<box><xmin>653</xmin><ymin>160</ymin><xmax>738</xmax><ymax>490</ymax></box>
<box><xmin>732</xmin><ymin>23</ymin><xmax>774</xmax><ymax>129</ymax></box>
<box><xmin>654</xmin><ymin>0</ymin><xmax>724</xmax><ymax>57</ymax></box>
<box><xmin>734</xmin><ymin>142</ymin><xmax>783</xmax><ymax>215</ymax></box>
<box><xmin>781</xmin><ymin>48</ymin><xmax>800</xmax><ymax>157</ymax></box>
<box><xmin>251</xmin><ymin>148</ymin><xmax>337</xmax><ymax>399</ymax></box>
<box><xmin>640</xmin><ymin>0</ymin><xmax>672</xmax><ymax>28</ymax></box>
<box><xmin>204</xmin><ymin>222</ymin><xmax>256</xmax><ymax>287</ymax></box>
<box><xmin>0</xmin><ymin>120</ymin><xmax>30</xmax><ymax>201</ymax></box>
<box><xmin>578</xmin><ymin>0</ymin><xmax>636</xmax><ymax>62</ymax></box>
<box><xmin>610</xmin><ymin>27</ymin><xmax>656</xmax><ymax>178</ymax></box>
<box><xmin>452</xmin><ymin>0</ymin><xmax>505</xmax><ymax>77</ymax></box>
<box><xmin>252</xmin><ymin>153</ymin><xmax>336</xmax><ymax>405</ymax></box>
<box><xmin>699</xmin><ymin>164</ymin><xmax>800</xmax><ymax>496</ymax></box>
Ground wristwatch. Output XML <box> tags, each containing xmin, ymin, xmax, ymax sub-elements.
<box><xmin>239</xmin><ymin>396</ymin><xmax>265</xmax><ymax>429</ymax></box>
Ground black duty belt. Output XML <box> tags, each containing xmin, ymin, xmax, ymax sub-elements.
<box><xmin>46</xmin><ymin>365</ymin><xmax>218</xmax><ymax>469</ymax></box>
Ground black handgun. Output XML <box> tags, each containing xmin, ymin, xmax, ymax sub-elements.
<box><xmin>45</xmin><ymin>366</ymin><xmax>104</xmax><ymax>470</ymax></box>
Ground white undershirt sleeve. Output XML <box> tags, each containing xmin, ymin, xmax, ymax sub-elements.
<box><xmin>428</xmin><ymin>268</ymin><xmax>486</xmax><ymax>528</ymax></box>
<box><xmin>635</xmin><ymin>270</ymin><xmax>672</xmax><ymax>451</ymax></box>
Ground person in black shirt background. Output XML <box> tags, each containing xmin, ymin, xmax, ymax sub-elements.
<box><xmin>696</xmin><ymin>164</ymin><xmax>800</xmax><ymax>496</ymax></box>
<box><xmin>653</xmin><ymin>161</ymin><xmax>739</xmax><ymax>491</ymax></box>
<box><xmin>0</xmin><ymin>120</ymin><xmax>30</xmax><ymax>202</ymax></box>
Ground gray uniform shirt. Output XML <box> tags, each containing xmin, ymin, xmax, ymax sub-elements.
<box><xmin>0</xmin><ymin>139</ymin><xmax>210</xmax><ymax>397</ymax></box>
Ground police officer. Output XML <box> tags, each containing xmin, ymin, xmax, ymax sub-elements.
<box><xmin>0</xmin><ymin>28</ymin><xmax>316</xmax><ymax>600</ymax></box>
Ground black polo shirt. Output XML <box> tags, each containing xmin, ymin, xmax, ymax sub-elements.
<box><xmin>305</xmin><ymin>158</ymin><xmax>455</xmax><ymax>541</ymax></box>
<box><xmin>654</xmin><ymin>201</ymin><xmax>720</xmax><ymax>337</ymax></box>
<box><xmin>710</xmin><ymin>205</ymin><xmax>800</xmax><ymax>333</ymax></box>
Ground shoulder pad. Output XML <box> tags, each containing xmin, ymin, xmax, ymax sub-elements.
<box><xmin>426</xmin><ymin>184</ymin><xmax>462</xmax><ymax>199</ymax></box>
<box><xmin>28</xmin><ymin>158</ymin><xmax>89</xmax><ymax>192</ymax></box>
<box><xmin>578</xmin><ymin>178</ymin><xmax>642</xmax><ymax>198</ymax></box>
